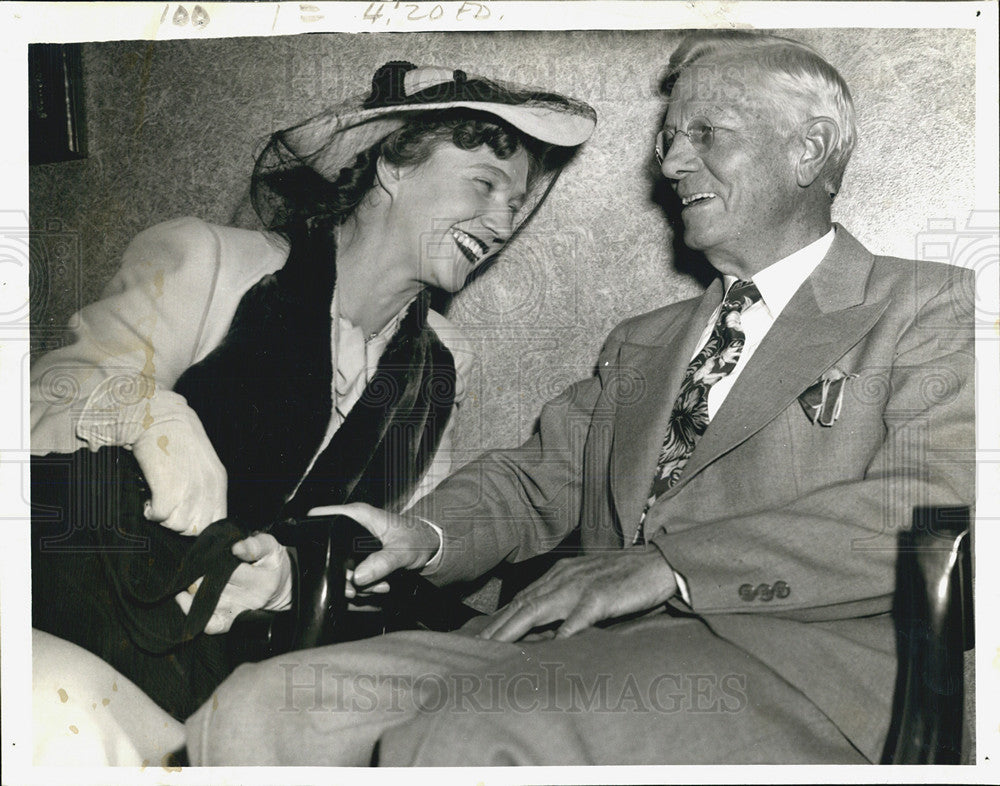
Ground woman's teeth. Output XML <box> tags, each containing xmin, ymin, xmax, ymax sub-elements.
<box><xmin>451</xmin><ymin>229</ymin><xmax>488</xmax><ymax>264</ymax></box>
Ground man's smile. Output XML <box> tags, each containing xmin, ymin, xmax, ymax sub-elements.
<box><xmin>680</xmin><ymin>192</ymin><xmax>718</xmax><ymax>208</ymax></box>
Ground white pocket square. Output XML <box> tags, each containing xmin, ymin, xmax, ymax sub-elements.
<box><xmin>798</xmin><ymin>367</ymin><xmax>857</xmax><ymax>426</ymax></box>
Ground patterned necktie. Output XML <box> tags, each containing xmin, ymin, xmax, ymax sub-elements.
<box><xmin>634</xmin><ymin>279</ymin><xmax>762</xmax><ymax>544</ymax></box>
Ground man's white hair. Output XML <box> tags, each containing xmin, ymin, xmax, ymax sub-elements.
<box><xmin>665</xmin><ymin>30</ymin><xmax>857</xmax><ymax>198</ymax></box>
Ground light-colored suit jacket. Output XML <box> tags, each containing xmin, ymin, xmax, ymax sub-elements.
<box><xmin>30</xmin><ymin>217</ymin><xmax>475</xmax><ymax>505</ymax></box>
<box><xmin>415</xmin><ymin>226</ymin><xmax>975</xmax><ymax>762</ymax></box>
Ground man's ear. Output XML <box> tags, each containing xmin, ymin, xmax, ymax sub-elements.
<box><xmin>796</xmin><ymin>117</ymin><xmax>839</xmax><ymax>188</ymax></box>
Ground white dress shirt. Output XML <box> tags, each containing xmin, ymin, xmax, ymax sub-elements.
<box><xmin>672</xmin><ymin>228</ymin><xmax>835</xmax><ymax>604</ymax></box>
<box><xmin>697</xmin><ymin>229</ymin><xmax>835</xmax><ymax>419</ymax></box>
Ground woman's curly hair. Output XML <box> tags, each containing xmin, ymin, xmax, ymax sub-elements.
<box><xmin>251</xmin><ymin>109</ymin><xmax>549</xmax><ymax>241</ymax></box>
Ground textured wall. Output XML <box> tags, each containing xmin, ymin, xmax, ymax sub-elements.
<box><xmin>29</xmin><ymin>28</ymin><xmax>976</xmax><ymax>459</ymax></box>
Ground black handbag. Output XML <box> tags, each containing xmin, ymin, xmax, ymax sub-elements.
<box><xmin>226</xmin><ymin>514</ymin><xmax>479</xmax><ymax>667</ymax></box>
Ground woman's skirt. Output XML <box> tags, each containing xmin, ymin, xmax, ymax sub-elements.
<box><xmin>31</xmin><ymin>447</ymin><xmax>237</xmax><ymax>720</ymax></box>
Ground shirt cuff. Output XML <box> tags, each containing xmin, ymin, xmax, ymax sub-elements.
<box><xmin>674</xmin><ymin>568</ymin><xmax>692</xmax><ymax>606</ymax></box>
<box><xmin>414</xmin><ymin>516</ymin><xmax>445</xmax><ymax>574</ymax></box>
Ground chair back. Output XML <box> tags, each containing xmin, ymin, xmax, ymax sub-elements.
<box><xmin>881</xmin><ymin>506</ymin><xmax>972</xmax><ymax>764</ymax></box>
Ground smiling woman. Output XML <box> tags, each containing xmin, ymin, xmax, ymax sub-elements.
<box><xmin>383</xmin><ymin>141</ymin><xmax>530</xmax><ymax>292</ymax></box>
<box><xmin>29</xmin><ymin>61</ymin><xmax>596</xmax><ymax>725</ymax></box>
<box><xmin>337</xmin><ymin>112</ymin><xmax>535</xmax><ymax>298</ymax></box>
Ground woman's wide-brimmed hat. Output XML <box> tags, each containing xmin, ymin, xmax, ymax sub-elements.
<box><xmin>276</xmin><ymin>60</ymin><xmax>597</xmax><ymax>181</ymax></box>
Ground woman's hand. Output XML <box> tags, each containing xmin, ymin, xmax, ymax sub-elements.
<box><xmin>174</xmin><ymin>533</ymin><xmax>293</xmax><ymax>635</ymax></box>
<box><xmin>132</xmin><ymin>411</ymin><xmax>227</xmax><ymax>537</ymax></box>
<box><xmin>306</xmin><ymin>502</ymin><xmax>440</xmax><ymax>598</ymax></box>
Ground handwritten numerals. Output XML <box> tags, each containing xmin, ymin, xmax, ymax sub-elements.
<box><xmin>167</xmin><ymin>4</ymin><xmax>210</xmax><ymax>29</ymax></box>
<box><xmin>191</xmin><ymin>5</ymin><xmax>209</xmax><ymax>28</ymax></box>
<box><xmin>300</xmin><ymin>4</ymin><xmax>323</xmax><ymax>23</ymax></box>
<box><xmin>362</xmin><ymin>2</ymin><xmax>492</xmax><ymax>26</ymax></box>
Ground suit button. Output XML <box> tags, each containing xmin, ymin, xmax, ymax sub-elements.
<box><xmin>738</xmin><ymin>583</ymin><xmax>756</xmax><ymax>601</ymax></box>
<box><xmin>757</xmin><ymin>583</ymin><xmax>774</xmax><ymax>601</ymax></box>
<box><xmin>774</xmin><ymin>581</ymin><xmax>790</xmax><ymax>599</ymax></box>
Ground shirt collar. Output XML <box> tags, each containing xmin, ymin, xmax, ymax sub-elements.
<box><xmin>332</xmin><ymin>287</ymin><xmax>414</xmax><ymax>341</ymax></box>
<box><xmin>723</xmin><ymin>228</ymin><xmax>835</xmax><ymax>319</ymax></box>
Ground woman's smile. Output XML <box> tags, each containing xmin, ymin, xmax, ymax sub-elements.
<box><xmin>385</xmin><ymin>143</ymin><xmax>530</xmax><ymax>293</ymax></box>
<box><xmin>450</xmin><ymin>226</ymin><xmax>490</xmax><ymax>266</ymax></box>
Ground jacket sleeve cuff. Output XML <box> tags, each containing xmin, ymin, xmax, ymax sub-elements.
<box><xmin>647</xmin><ymin>536</ymin><xmax>692</xmax><ymax>607</ymax></box>
<box><xmin>75</xmin><ymin>380</ymin><xmax>196</xmax><ymax>448</ymax></box>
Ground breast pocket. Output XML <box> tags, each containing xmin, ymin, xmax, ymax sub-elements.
<box><xmin>785</xmin><ymin>363</ymin><xmax>891</xmax><ymax>494</ymax></box>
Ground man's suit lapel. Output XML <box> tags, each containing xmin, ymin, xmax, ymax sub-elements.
<box><xmin>645</xmin><ymin>227</ymin><xmax>889</xmax><ymax>508</ymax></box>
<box><xmin>610</xmin><ymin>280</ymin><xmax>724</xmax><ymax>533</ymax></box>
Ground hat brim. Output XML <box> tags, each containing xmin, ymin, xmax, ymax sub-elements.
<box><xmin>279</xmin><ymin>92</ymin><xmax>595</xmax><ymax>182</ymax></box>
<box><xmin>257</xmin><ymin>66</ymin><xmax>596</xmax><ymax>241</ymax></box>
<box><xmin>351</xmin><ymin>98</ymin><xmax>598</xmax><ymax>147</ymax></box>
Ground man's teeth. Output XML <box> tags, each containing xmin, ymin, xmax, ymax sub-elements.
<box><xmin>681</xmin><ymin>193</ymin><xmax>717</xmax><ymax>206</ymax></box>
<box><xmin>451</xmin><ymin>229</ymin><xmax>489</xmax><ymax>264</ymax></box>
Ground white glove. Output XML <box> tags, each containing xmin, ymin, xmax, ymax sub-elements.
<box><xmin>132</xmin><ymin>410</ymin><xmax>227</xmax><ymax>537</ymax></box>
<box><xmin>76</xmin><ymin>381</ymin><xmax>227</xmax><ymax>538</ymax></box>
<box><xmin>174</xmin><ymin>533</ymin><xmax>293</xmax><ymax>635</ymax></box>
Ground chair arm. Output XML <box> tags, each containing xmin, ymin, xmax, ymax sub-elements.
<box><xmin>881</xmin><ymin>506</ymin><xmax>972</xmax><ymax>764</ymax></box>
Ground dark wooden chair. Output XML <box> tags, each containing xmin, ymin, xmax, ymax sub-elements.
<box><xmin>881</xmin><ymin>506</ymin><xmax>973</xmax><ymax>764</ymax></box>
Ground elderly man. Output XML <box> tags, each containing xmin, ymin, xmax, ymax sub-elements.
<box><xmin>185</xmin><ymin>30</ymin><xmax>974</xmax><ymax>765</ymax></box>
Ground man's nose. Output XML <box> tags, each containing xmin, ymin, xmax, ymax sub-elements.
<box><xmin>660</xmin><ymin>134</ymin><xmax>701</xmax><ymax>181</ymax></box>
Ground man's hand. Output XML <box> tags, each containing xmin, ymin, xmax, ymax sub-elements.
<box><xmin>175</xmin><ymin>533</ymin><xmax>292</xmax><ymax>634</ymax></box>
<box><xmin>306</xmin><ymin>503</ymin><xmax>440</xmax><ymax>599</ymax></box>
<box><xmin>133</xmin><ymin>413</ymin><xmax>227</xmax><ymax>537</ymax></box>
<box><xmin>478</xmin><ymin>548</ymin><xmax>678</xmax><ymax>642</ymax></box>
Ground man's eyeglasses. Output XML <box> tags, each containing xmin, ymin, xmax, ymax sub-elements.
<box><xmin>654</xmin><ymin>118</ymin><xmax>735</xmax><ymax>164</ymax></box>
